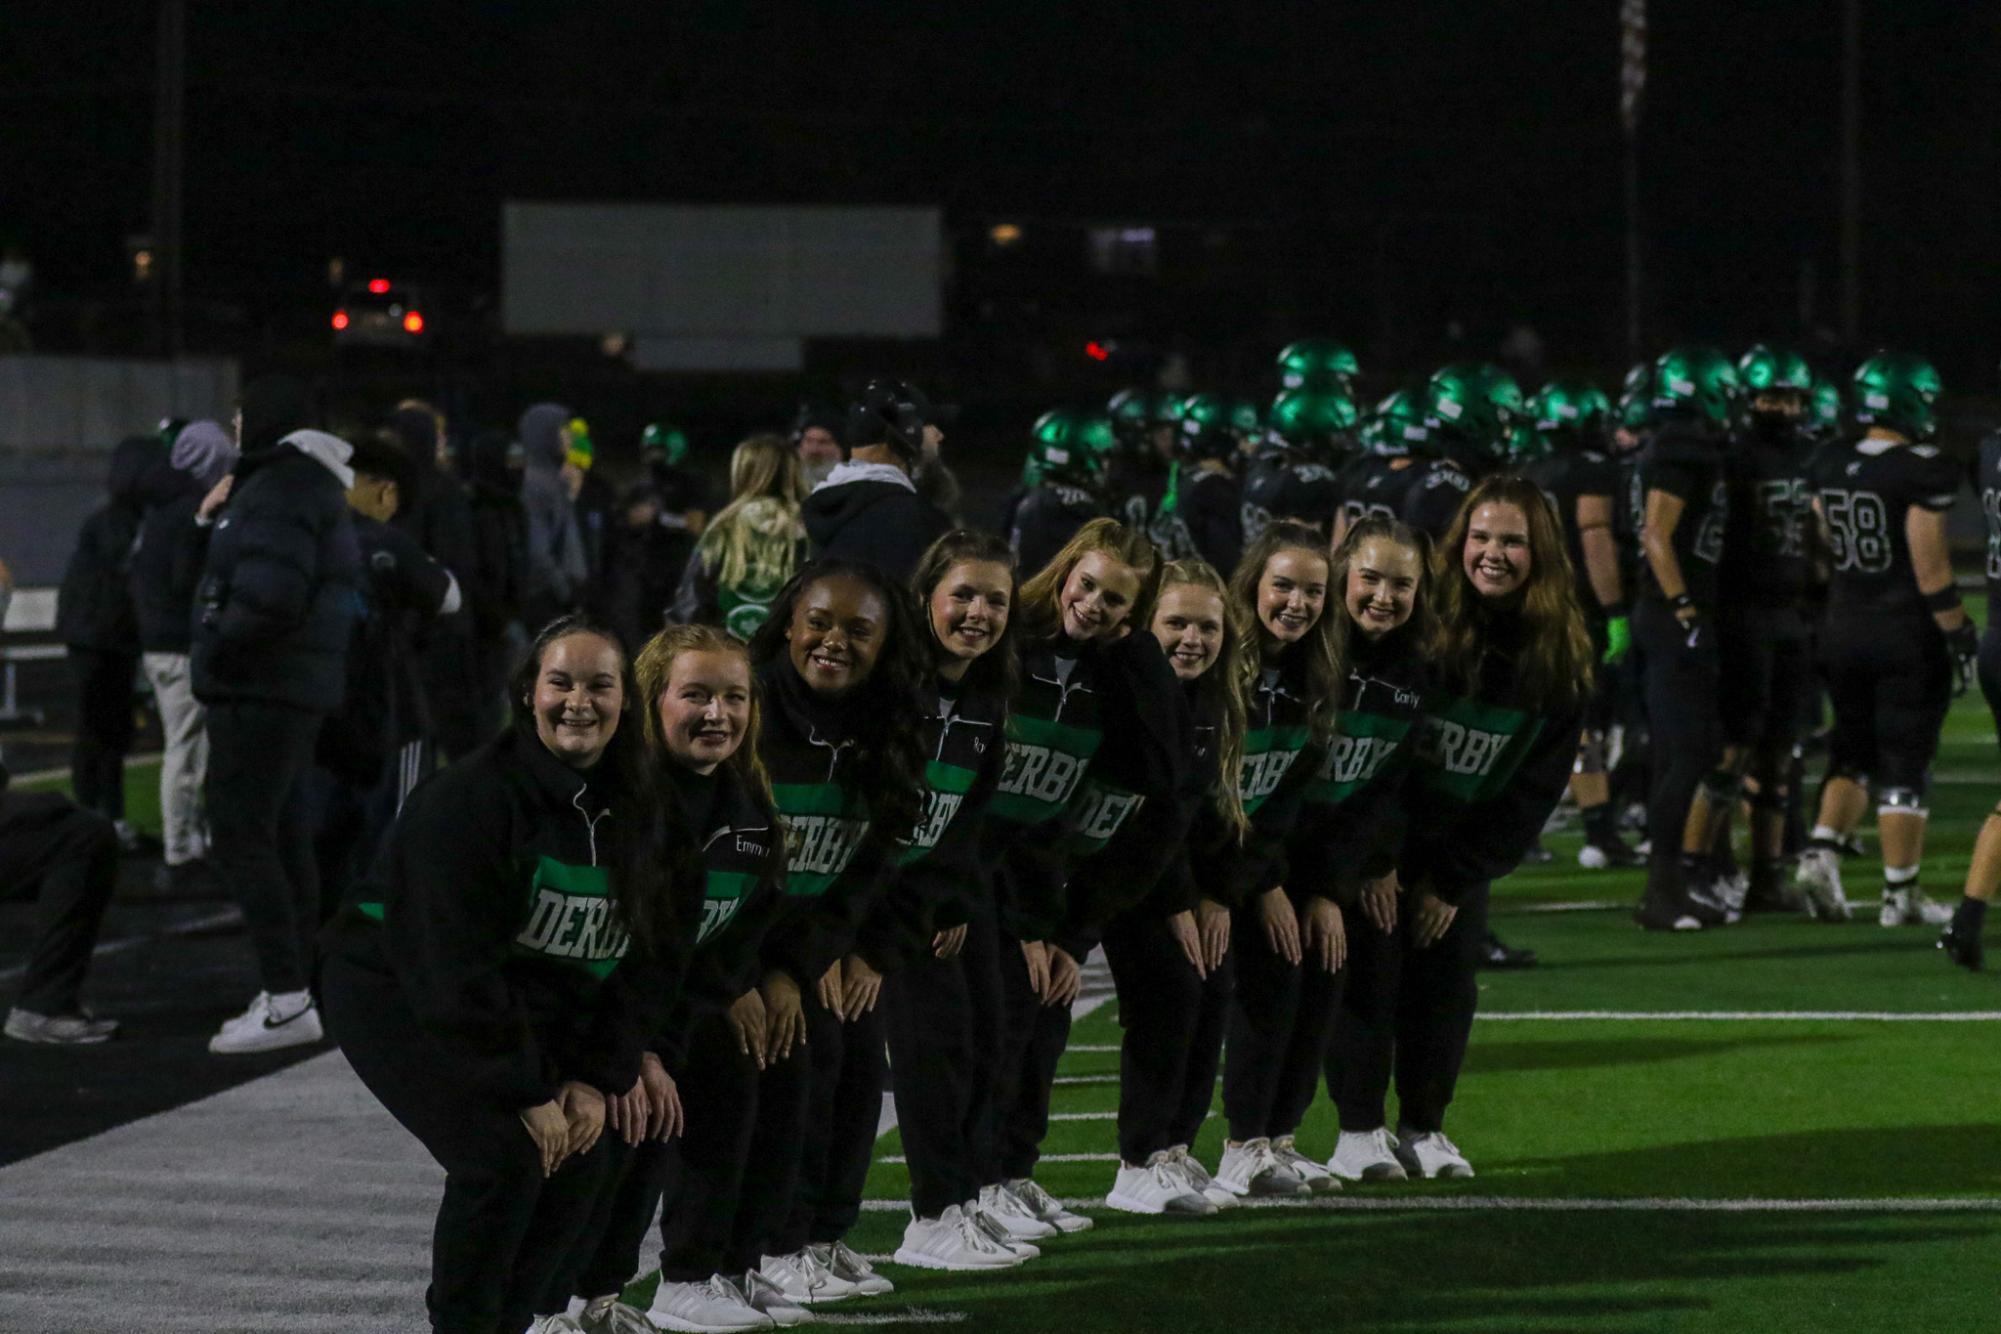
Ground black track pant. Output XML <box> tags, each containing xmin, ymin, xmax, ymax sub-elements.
<box><xmin>0</xmin><ymin>792</ymin><xmax>119</xmax><ymax>1014</ymax></box>
<box><xmin>322</xmin><ymin>954</ymin><xmax>610</xmax><ymax>1334</ymax></box>
<box><xmin>560</xmin><ymin>1011</ymin><xmax>760</xmax><ymax>1296</ymax></box>
<box><xmin>787</xmin><ymin>1000</ymin><xmax>885</xmax><ymax>1248</ymax></box>
<box><xmin>68</xmin><ymin>648</ymin><xmax>136</xmax><ymax>823</ymax></box>
<box><xmin>1324</xmin><ymin>883</ymin><xmax>1488</xmax><ymax>1134</ymax></box>
<box><xmin>1223</xmin><ymin>899</ymin><xmax>1342</xmax><ymax>1141</ymax></box>
<box><xmin>1168</xmin><ymin>954</ymin><xmax>1231</xmax><ymax>1149</ymax></box>
<box><xmin>1270</xmin><ymin>959</ymin><xmax>1346</xmax><ymax>1140</ymax></box>
<box><xmin>1635</xmin><ymin>599</ymin><xmax>1721</xmax><ymax>893</ymax></box>
<box><xmin>990</xmin><ymin>927</ymin><xmax>1070</xmax><ymax>1182</ymax></box>
<box><xmin>205</xmin><ymin>700</ymin><xmax>322</xmax><ymax>994</ymax></box>
<box><xmin>1101</xmin><ymin>906</ymin><xmax>1206</xmax><ymax>1163</ymax></box>
<box><xmin>882</xmin><ymin>913</ymin><xmax>1004</xmax><ymax>1217</ymax></box>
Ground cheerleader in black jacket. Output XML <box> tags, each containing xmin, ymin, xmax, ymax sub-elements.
<box><xmin>321</xmin><ymin>615</ymin><xmax>696</xmax><ymax>1334</ymax></box>
<box><xmin>731</xmin><ymin>560</ymin><xmax>930</xmax><ymax>1317</ymax></box>
<box><xmin>1330</xmin><ymin>476</ymin><xmax>1589</xmax><ymax>1181</ymax></box>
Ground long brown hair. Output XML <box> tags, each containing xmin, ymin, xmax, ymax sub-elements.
<box><xmin>1154</xmin><ymin>558</ymin><xmax>1250</xmax><ymax>838</ymax></box>
<box><xmin>911</xmin><ymin>529</ymin><xmax>1021</xmax><ymax>702</ymax></box>
<box><xmin>633</xmin><ymin>623</ymin><xmax>782</xmax><ymax>833</ymax></box>
<box><xmin>1327</xmin><ymin>514</ymin><xmax>1439</xmax><ymax>679</ymax></box>
<box><xmin>1227</xmin><ymin>520</ymin><xmax>1342</xmax><ymax>742</ymax></box>
<box><xmin>1432</xmin><ymin>473</ymin><xmax>1593</xmax><ymax>712</ymax></box>
<box><xmin>1016</xmin><ymin>516</ymin><xmax>1161</xmax><ymax>643</ymax></box>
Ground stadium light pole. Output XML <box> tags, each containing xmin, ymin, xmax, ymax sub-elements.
<box><xmin>149</xmin><ymin>0</ymin><xmax>187</xmax><ymax>358</ymax></box>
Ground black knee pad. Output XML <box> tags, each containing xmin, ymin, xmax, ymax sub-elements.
<box><xmin>1876</xmin><ymin>785</ymin><xmax>1929</xmax><ymax>819</ymax></box>
<box><xmin>1701</xmin><ymin>770</ymin><xmax>1745</xmax><ymax>807</ymax></box>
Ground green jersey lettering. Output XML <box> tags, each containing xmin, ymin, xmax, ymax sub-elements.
<box><xmin>511</xmin><ymin>856</ymin><xmax>629</xmax><ymax>979</ymax></box>
<box><xmin>772</xmin><ymin>781</ymin><xmax>872</xmax><ymax>897</ymax></box>
<box><xmin>900</xmin><ymin>759</ymin><xmax>979</xmax><ymax>865</ymax></box>
<box><xmin>1414</xmin><ymin>694</ymin><xmax>1545</xmax><ymax>804</ymax></box>
<box><xmin>1239</xmin><ymin>723</ymin><xmax>1312</xmax><ymax>813</ymax></box>
<box><xmin>697</xmin><ymin>870</ymin><xmax>757</xmax><ymax>946</ymax></box>
<box><xmin>989</xmin><ymin>713</ymin><xmax>1102</xmax><ymax>826</ymax></box>
<box><xmin>1304</xmin><ymin>708</ymin><xmax>1413</xmax><ymax>806</ymax></box>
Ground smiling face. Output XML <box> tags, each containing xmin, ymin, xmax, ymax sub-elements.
<box><xmin>656</xmin><ymin>648</ymin><xmax>751</xmax><ymax>774</ymax></box>
<box><xmin>1058</xmin><ymin>550</ymin><xmax>1143</xmax><ymax>642</ymax></box>
<box><xmin>1462</xmin><ymin>501</ymin><xmax>1533</xmax><ymax>599</ymax></box>
<box><xmin>529</xmin><ymin>632</ymin><xmax>626</xmax><ymax>769</ymax></box>
<box><xmin>1256</xmin><ymin>547</ymin><xmax>1330</xmax><ymax>648</ymax></box>
<box><xmin>1345</xmin><ymin>536</ymin><xmax>1421</xmax><ymax>639</ymax></box>
<box><xmin>785</xmin><ymin>572</ymin><xmax>887</xmax><ymax>695</ymax></box>
<box><xmin>929</xmin><ymin>559</ymin><xmax>1012</xmax><ymax>667</ymax></box>
<box><xmin>1150</xmin><ymin>583</ymin><xmax>1226</xmax><ymax>681</ymax></box>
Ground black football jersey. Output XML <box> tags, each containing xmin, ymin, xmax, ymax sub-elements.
<box><xmin>1634</xmin><ymin>425</ymin><xmax>1730</xmax><ymax>608</ymax></box>
<box><xmin>1808</xmin><ymin>437</ymin><xmax>1960</xmax><ymax>616</ymax></box>
<box><xmin>1974</xmin><ymin>431</ymin><xmax>2001</xmax><ymax>624</ymax></box>
<box><xmin>1243</xmin><ymin>452</ymin><xmax>1340</xmax><ymax>542</ymax></box>
<box><xmin>1401</xmin><ymin>458</ymin><xmax>1476</xmax><ymax>542</ymax></box>
<box><xmin>1524</xmin><ymin>450</ymin><xmax>1619</xmax><ymax>615</ymax></box>
<box><xmin>1335</xmin><ymin>455</ymin><xmax>1426</xmax><ymax>536</ymax></box>
<box><xmin>1718</xmin><ymin>441</ymin><xmax>1814</xmax><ymax>608</ymax></box>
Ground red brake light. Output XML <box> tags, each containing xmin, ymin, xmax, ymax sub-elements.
<box><xmin>367</xmin><ymin>278</ymin><xmax>390</xmax><ymax>294</ymax></box>
<box><xmin>331</xmin><ymin>310</ymin><xmax>349</xmax><ymax>330</ymax></box>
<box><xmin>1085</xmin><ymin>340</ymin><xmax>1110</xmax><ymax>362</ymax></box>
<box><xmin>402</xmin><ymin>310</ymin><xmax>425</xmax><ymax>334</ymax></box>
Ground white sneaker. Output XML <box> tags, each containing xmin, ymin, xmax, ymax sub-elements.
<box><xmin>1006</xmin><ymin>1176</ymin><xmax>1093</xmax><ymax>1233</ymax></box>
<box><xmin>578</xmin><ymin>1296</ymin><xmax>662</xmax><ymax>1333</ymax></box>
<box><xmin>809</xmin><ymin>1241</ymin><xmax>892</xmax><ymax>1297</ymax></box>
<box><xmin>1270</xmin><ymin>1135</ymin><xmax>1341</xmax><ymax>1195</ymax></box>
<box><xmin>976</xmin><ymin>1182</ymin><xmax>1058</xmax><ymax>1240</ymax></box>
<box><xmin>758</xmin><ymin>1250</ymin><xmax>854</xmax><ymax>1306</ymax></box>
<box><xmin>894</xmin><ymin>1204</ymin><xmax>1022</xmax><ymax>1271</ymax></box>
<box><xmin>969</xmin><ymin>1201</ymin><xmax>1040</xmax><ymax>1260</ymax></box>
<box><xmin>1796</xmin><ymin>848</ymin><xmax>1852</xmax><ymax>922</ymax></box>
<box><xmin>4</xmin><ymin>1008</ymin><xmax>119</xmax><ymax>1045</ymax></box>
<box><xmin>1214</xmin><ymin>1138</ymin><xmax>1310</xmax><ymax>1198</ymax></box>
<box><xmin>1162</xmin><ymin>1145</ymin><xmax>1238</xmax><ymax>1209</ymax></box>
<box><xmin>1106</xmin><ymin>1151</ymin><xmax>1220</xmax><ymax>1215</ymax></box>
<box><xmin>1881</xmin><ymin>885</ymin><xmax>1955</xmax><ymax>927</ymax></box>
<box><xmin>646</xmin><ymin>1276</ymin><xmax>773</xmax><ymax>1333</ymax></box>
<box><xmin>1393</xmin><ymin>1128</ymin><xmax>1474</xmax><ymax>1179</ymax></box>
<box><xmin>1328</xmin><ymin>1128</ymin><xmax>1408</xmax><ymax>1181</ymax></box>
<box><xmin>739</xmin><ymin>1271</ymin><xmax>811</xmax><ymax>1327</ymax></box>
<box><xmin>208</xmin><ymin>991</ymin><xmax>323</xmax><ymax>1054</ymax></box>
<box><xmin>529</xmin><ymin>1316</ymin><xmax>589</xmax><ymax>1333</ymax></box>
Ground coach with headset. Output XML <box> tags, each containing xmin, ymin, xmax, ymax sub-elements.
<box><xmin>800</xmin><ymin>378</ymin><xmax>954</xmax><ymax>581</ymax></box>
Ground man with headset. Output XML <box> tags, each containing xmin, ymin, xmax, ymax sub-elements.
<box><xmin>801</xmin><ymin>378</ymin><xmax>955</xmax><ymax>582</ymax></box>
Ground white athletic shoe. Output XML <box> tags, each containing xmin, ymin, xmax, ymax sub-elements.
<box><xmin>1270</xmin><ymin>1135</ymin><xmax>1342</xmax><ymax>1195</ymax></box>
<box><xmin>1005</xmin><ymin>1177</ymin><xmax>1094</xmax><ymax>1233</ymax></box>
<box><xmin>1106</xmin><ymin>1151</ymin><xmax>1220</xmax><ymax>1215</ymax></box>
<box><xmin>207</xmin><ymin>990</ymin><xmax>323</xmax><ymax>1054</ymax></box>
<box><xmin>739</xmin><ymin>1271</ymin><xmax>811</xmax><ymax>1327</ymax></box>
<box><xmin>1795</xmin><ymin>848</ymin><xmax>1852</xmax><ymax>922</ymax></box>
<box><xmin>1163</xmin><ymin>1145</ymin><xmax>1238</xmax><ymax>1209</ymax></box>
<box><xmin>646</xmin><ymin>1276</ymin><xmax>774</xmax><ymax>1333</ymax></box>
<box><xmin>1393</xmin><ymin>1129</ymin><xmax>1474</xmax><ymax>1179</ymax></box>
<box><xmin>577</xmin><ymin>1295</ymin><xmax>662</xmax><ymax>1333</ymax></box>
<box><xmin>3</xmin><ymin>1008</ymin><xmax>119</xmax><ymax>1045</ymax></box>
<box><xmin>894</xmin><ymin>1204</ymin><xmax>1022</xmax><ymax>1271</ymax></box>
<box><xmin>810</xmin><ymin>1241</ymin><xmax>892</xmax><ymax>1297</ymax></box>
<box><xmin>976</xmin><ymin>1182</ymin><xmax>1058</xmax><ymax>1240</ymax></box>
<box><xmin>529</xmin><ymin>1316</ymin><xmax>589</xmax><ymax>1333</ymax></box>
<box><xmin>764</xmin><ymin>1249</ymin><xmax>854</xmax><ymax>1306</ymax></box>
<box><xmin>1214</xmin><ymin>1138</ymin><xmax>1311</xmax><ymax>1198</ymax></box>
<box><xmin>969</xmin><ymin>1201</ymin><xmax>1040</xmax><ymax>1260</ymax></box>
<box><xmin>1327</xmin><ymin>1128</ymin><xmax>1408</xmax><ymax>1182</ymax></box>
<box><xmin>1881</xmin><ymin>885</ymin><xmax>1955</xmax><ymax>928</ymax></box>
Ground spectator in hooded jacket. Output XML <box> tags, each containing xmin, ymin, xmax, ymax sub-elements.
<box><xmin>519</xmin><ymin>403</ymin><xmax>589</xmax><ymax>630</ymax></box>
<box><xmin>192</xmin><ymin>375</ymin><xmax>360</xmax><ymax>1056</ymax></box>
<box><xmin>57</xmin><ymin>433</ymin><xmax>165</xmax><ymax>846</ymax></box>
<box><xmin>464</xmin><ymin>429</ymin><xmax>531</xmax><ymax>740</ymax></box>
<box><xmin>800</xmin><ymin>378</ymin><xmax>952</xmax><ymax>583</ymax></box>
<box><xmin>130</xmin><ymin>420</ymin><xmax>239</xmax><ymax>892</ymax></box>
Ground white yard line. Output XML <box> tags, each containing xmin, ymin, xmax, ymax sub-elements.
<box><xmin>0</xmin><ymin>906</ymin><xmax>242</xmax><ymax>984</ymax></box>
<box><xmin>879</xmin><ymin>1151</ymin><xmax>1116</xmax><ymax>1165</ymax></box>
<box><xmin>862</xmin><ymin>1194</ymin><xmax>2001</xmax><ymax>1215</ymax></box>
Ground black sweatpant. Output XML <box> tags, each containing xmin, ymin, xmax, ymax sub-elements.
<box><xmin>205</xmin><ymin>700</ymin><xmax>322</xmax><ymax>994</ymax></box>
<box><xmin>1168</xmin><ymin>957</ymin><xmax>1230</xmax><ymax>1149</ymax></box>
<box><xmin>322</xmin><ymin>954</ymin><xmax>610</xmax><ymax>1334</ymax></box>
<box><xmin>1101</xmin><ymin>906</ymin><xmax>1206</xmax><ymax>1163</ymax></box>
<box><xmin>1223</xmin><ymin>899</ymin><xmax>1343</xmax><ymax>1142</ymax></box>
<box><xmin>68</xmin><ymin>647</ymin><xmax>136</xmax><ymax>823</ymax></box>
<box><xmin>1270</xmin><ymin>957</ymin><xmax>1346</xmax><ymax>1140</ymax></box>
<box><xmin>1635</xmin><ymin>599</ymin><xmax>1721</xmax><ymax>893</ymax></box>
<box><xmin>882</xmin><ymin>923</ymin><xmax>1002</xmax><ymax>1218</ymax></box>
<box><xmin>1324</xmin><ymin>883</ymin><xmax>1488</xmax><ymax>1134</ymax></box>
<box><xmin>731</xmin><ymin>1013</ymin><xmax>816</xmax><ymax>1271</ymax></box>
<box><xmin>990</xmin><ymin>928</ymin><xmax>1071</xmax><ymax>1182</ymax></box>
<box><xmin>0</xmin><ymin>792</ymin><xmax>119</xmax><ymax>1014</ymax></box>
<box><xmin>787</xmin><ymin>999</ymin><xmax>886</xmax><ymax>1249</ymax></box>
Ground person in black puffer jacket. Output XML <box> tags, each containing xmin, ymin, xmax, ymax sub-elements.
<box><xmin>57</xmin><ymin>432</ymin><xmax>164</xmax><ymax>835</ymax></box>
<box><xmin>192</xmin><ymin>375</ymin><xmax>361</xmax><ymax>1055</ymax></box>
<box><xmin>464</xmin><ymin>428</ymin><xmax>532</xmax><ymax>741</ymax></box>
<box><xmin>800</xmin><ymin>378</ymin><xmax>952</xmax><ymax>582</ymax></box>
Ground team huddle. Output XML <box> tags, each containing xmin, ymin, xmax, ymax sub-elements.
<box><xmin>320</xmin><ymin>343</ymin><xmax>1997</xmax><ymax>1334</ymax></box>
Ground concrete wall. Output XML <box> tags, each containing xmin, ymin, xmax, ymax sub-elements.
<box><xmin>0</xmin><ymin>355</ymin><xmax>239</xmax><ymax>451</ymax></box>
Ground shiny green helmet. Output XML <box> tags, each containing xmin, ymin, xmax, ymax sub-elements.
<box><xmin>1275</xmin><ymin>338</ymin><xmax>1361</xmax><ymax>391</ymax></box>
<box><xmin>1180</xmin><ymin>393</ymin><xmax>1263</xmax><ymax>448</ymax></box>
<box><xmin>1107</xmin><ymin>387</ymin><xmax>1182</xmax><ymax>448</ymax></box>
<box><xmin>1358</xmin><ymin>388</ymin><xmax>1430</xmax><ymax>458</ymax></box>
<box><xmin>1267</xmin><ymin>388</ymin><xmax>1359</xmax><ymax>461</ymax></box>
<box><xmin>1421</xmin><ymin>362</ymin><xmax>1525</xmax><ymax>462</ymax></box>
<box><xmin>1851</xmin><ymin>350</ymin><xmax>1942</xmax><ymax>442</ymax></box>
<box><xmin>1507</xmin><ymin>420</ymin><xmax>1554</xmax><ymax>464</ymax></box>
<box><xmin>1737</xmin><ymin>344</ymin><xmax>1814</xmax><ymax>397</ymax></box>
<box><xmin>1028</xmin><ymin>409</ymin><xmax>1107</xmax><ymax>485</ymax></box>
<box><xmin>641</xmin><ymin>422</ymin><xmax>690</xmax><ymax>467</ymax></box>
<box><xmin>1806</xmin><ymin>375</ymin><xmax>1844</xmax><ymax>442</ymax></box>
<box><xmin>1644</xmin><ymin>345</ymin><xmax>1742</xmax><ymax>430</ymax></box>
<box><xmin>1530</xmin><ymin>378</ymin><xmax>1611</xmax><ymax>450</ymax></box>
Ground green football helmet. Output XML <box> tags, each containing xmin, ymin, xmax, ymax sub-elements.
<box><xmin>1851</xmin><ymin>350</ymin><xmax>1942</xmax><ymax>442</ymax></box>
<box><xmin>1644</xmin><ymin>345</ymin><xmax>1742</xmax><ymax>430</ymax></box>
<box><xmin>641</xmin><ymin>422</ymin><xmax>690</xmax><ymax>467</ymax></box>
<box><xmin>1275</xmin><ymin>339</ymin><xmax>1361</xmax><ymax>391</ymax></box>
<box><xmin>1267</xmin><ymin>388</ymin><xmax>1360</xmax><ymax>461</ymax></box>
<box><xmin>1530</xmin><ymin>378</ymin><xmax>1612</xmax><ymax>450</ymax></box>
<box><xmin>1107</xmin><ymin>387</ymin><xmax>1181</xmax><ymax>447</ymax></box>
<box><xmin>1507</xmin><ymin>420</ymin><xmax>1553</xmax><ymax>464</ymax></box>
<box><xmin>1806</xmin><ymin>376</ymin><xmax>1844</xmax><ymax>442</ymax></box>
<box><xmin>1180</xmin><ymin>393</ymin><xmax>1264</xmax><ymax>449</ymax></box>
<box><xmin>1358</xmin><ymin>388</ymin><xmax>1430</xmax><ymax>458</ymax></box>
<box><xmin>1028</xmin><ymin>409</ymin><xmax>1107</xmax><ymax>485</ymax></box>
<box><xmin>1737</xmin><ymin>344</ymin><xmax>1814</xmax><ymax>397</ymax></box>
<box><xmin>1421</xmin><ymin>362</ymin><xmax>1525</xmax><ymax>462</ymax></box>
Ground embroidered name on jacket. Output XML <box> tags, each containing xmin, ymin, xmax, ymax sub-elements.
<box><xmin>513</xmin><ymin>856</ymin><xmax>631</xmax><ymax>978</ymax></box>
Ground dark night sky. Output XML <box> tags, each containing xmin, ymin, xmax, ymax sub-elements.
<box><xmin>4</xmin><ymin>1</ymin><xmax>1998</xmax><ymax>380</ymax></box>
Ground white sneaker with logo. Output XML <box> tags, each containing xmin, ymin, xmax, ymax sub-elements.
<box><xmin>758</xmin><ymin>1250</ymin><xmax>854</xmax><ymax>1306</ymax></box>
<box><xmin>810</xmin><ymin>1241</ymin><xmax>892</xmax><ymax>1297</ymax></box>
<box><xmin>893</xmin><ymin>1204</ymin><xmax>1022</xmax><ymax>1271</ymax></box>
<box><xmin>1163</xmin><ymin>1145</ymin><xmax>1238</xmax><ymax>1209</ymax></box>
<box><xmin>970</xmin><ymin>1201</ymin><xmax>1040</xmax><ymax>1260</ymax></box>
<box><xmin>1327</xmin><ymin>1128</ymin><xmax>1409</xmax><ymax>1182</ymax></box>
<box><xmin>1795</xmin><ymin>848</ymin><xmax>1852</xmax><ymax>922</ymax></box>
<box><xmin>1006</xmin><ymin>1176</ymin><xmax>1093</xmax><ymax>1233</ymax></box>
<box><xmin>1106</xmin><ymin>1151</ymin><xmax>1219</xmax><ymax>1215</ymax></box>
<box><xmin>645</xmin><ymin>1275</ymin><xmax>774</xmax><ymax>1333</ymax></box>
<box><xmin>1393</xmin><ymin>1128</ymin><xmax>1474</xmax><ymax>1179</ymax></box>
<box><xmin>577</xmin><ymin>1295</ymin><xmax>661</xmax><ymax>1333</ymax></box>
<box><xmin>739</xmin><ymin>1270</ymin><xmax>810</xmax><ymax>1327</ymax></box>
<box><xmin>976</xmin><ymin>1182</ymin><xmax>1058</xmax><ymax>1240</ymax></box>
<box><xmin>208</xmin><ymin>990</ymin><xmax>323</xmax><ymax>1054</ymax></box>
<box><xmin>1270</xmin><ymin>1135</ymin><xmax>1341</xmax><ymax>1194</ymax></box>
<box><xmin>1881</xmin><ymin>885</ymin><xmax>1955</xmax><ymax>927</ymax></box>
<box><xmin>1214</xmin><ymin>1138</ymin><xmax>1310</xmax><ymax>1198</ymax></box>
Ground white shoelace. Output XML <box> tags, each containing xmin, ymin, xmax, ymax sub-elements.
<box><xmin>829</xmin><ymin>1239</ymin><xmax>875</xmax><ymax>1279</ymax></box>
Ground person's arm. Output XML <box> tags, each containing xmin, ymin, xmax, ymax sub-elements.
<box><xmin>1640</xmin><ymin>488</ymin><xmax>1690</xmax><ymax>611</ymax></box>
<box><xmin>1577</xmin><ymin>494</ymin><xmax>1624</xmax><ymax>610</ymax></box>
<box><xmin>1907</xmin><ymin>506</ymin><xmax>1967</xmax><ymax>636</ymax></box>
<box><xmin>207</xmin><ymin>502</ymin><xmax>324</xmax><ymax>644</ymax></box>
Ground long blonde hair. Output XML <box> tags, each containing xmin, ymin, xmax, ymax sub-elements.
<box><xmin>1227</xmin><ymin>520</ymin><xmax>1342</xmax><ymax>742</ymax></box>
<box><xmin>633</xmin><ymin>623</ymin><xmax>781</xmax><ymax>839</ymax></box>
<box><xmin>1155</xmin><ymin>558</ymin><xmax>1250</xmax><ymax>839</ymax></box>
<box><xmin>697</xmin><ymin>433</ymin><xmax>805</xmax><ymax>594</ymax></box>
<box><xmin>1017</xmin><ymin>517</ymin><xmax>1161</xmax><ymax>643</ymax></box>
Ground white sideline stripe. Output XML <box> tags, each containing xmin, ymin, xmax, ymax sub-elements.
<box><xmin>1477</xmin><ymin>1010</ymin><xmax>2001</xmax><ymax>1022</ymax></box>
<box><xmin>1068</xmin><ymin>1043</ymin><xmax>1119</xmax><ymax>1052</ymax></box>
<box><xmin>861</xmin><ymin>1194</ymin><xmax>2001</xmax><ymax>1215</ymax></box>
<box><xmin>1051</xmin><ymin>1074</ymin><xmax>1120</xmax><ymax>1085</ymax></box>
<box><xmin>879</xmin><ymin>1152</ymin><xmax>1116</xmax><ymax>1165</ymax></box>
<box><xmin>812</xmin><ymin>1312</ymin><xmax>970</xmax><ymax>1326</ymax></box>
<box><xmin>1050</xmin><ymin>1111</ymin><xmax>1118</xmax><ymax>1121</ymax></box>
<box><xmin>1503</xmin><ymin>899</ymin><xmax>1626</xmax><ymax>913</ymax></box>
<box><xmin>0</xmin><ymin>907</ymin><xmax>242</xmax><ymax>985</ymax></box>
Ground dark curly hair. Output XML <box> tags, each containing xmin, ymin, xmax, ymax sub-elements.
<box><xmin>746</xmin><ymin>558</ymin><xmax>930</xmax><ymax>848</ymax></box>
<box><xmin>910</xmin><ymin>528</ymin><xmax>1021</xmax><ymax>703</ymax></box>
